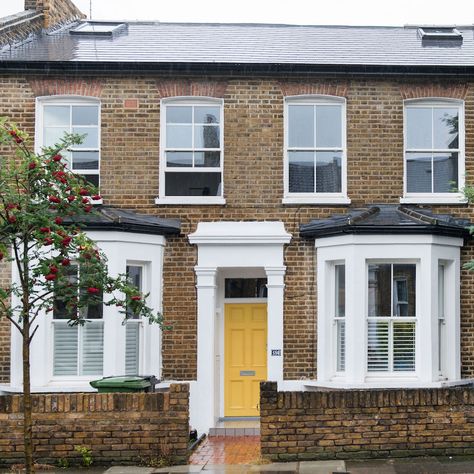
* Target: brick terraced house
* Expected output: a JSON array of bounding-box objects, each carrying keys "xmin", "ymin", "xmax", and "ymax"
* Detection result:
[{"xmin": 1, "ymin": 0, "xmax": 474, "ymax": 437}]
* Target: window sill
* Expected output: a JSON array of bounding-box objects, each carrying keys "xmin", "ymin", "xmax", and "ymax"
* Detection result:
[
  {"xmin": 282, "ymin": 196, "xmax": 351, "ymax": 205},
  {"xmin": 304, "ymin": 378, "xmax": 474, "ymax": 390},
  {"xmin": 155, "ymin": 197, "xmax": 226, "ymax": 205},
  {"xmin": 400, "ymin": 195, "xmax": 467, "ymax": 205}
]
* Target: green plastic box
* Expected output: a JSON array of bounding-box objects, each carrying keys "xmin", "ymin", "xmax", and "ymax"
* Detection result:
[{"xmin": 90, "ymin": 375, "xmax": 157, "ymax": 393}]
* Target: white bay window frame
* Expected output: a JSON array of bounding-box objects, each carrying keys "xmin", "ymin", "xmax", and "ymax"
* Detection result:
[
  {"xmin": 401, "ymin": 98, "xmax": 466, "ymax": 205},
  {"xmin": 10, "ymin": 231, "xmax": 164, "ymax": 391},
  {"xmin": 283, "ymin": 95, "xmax": 350, "ymax": 205},
  {"xmin": 156, "ymin": 96, "xmax": 225, "ymax": 205},
  {"xmin": 316, "ymin": 233, "xmax": 461, "ymax": 388}
]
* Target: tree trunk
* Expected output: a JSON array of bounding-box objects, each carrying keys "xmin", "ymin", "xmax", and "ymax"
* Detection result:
[{"xmin": 22, "ymin": 315, "xmax": 34, "ymax": 474}]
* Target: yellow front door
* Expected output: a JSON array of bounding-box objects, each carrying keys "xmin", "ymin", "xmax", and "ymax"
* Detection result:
[{"xmin": 224, "ymin": 303, "xmax": 267, "ymax": 417}]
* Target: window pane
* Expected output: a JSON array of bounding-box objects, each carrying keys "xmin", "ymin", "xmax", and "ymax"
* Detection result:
[
  {"xmin": 367, "ymin": 321, "xmax": 389, "ymax": 371},
  {"xmin": 44, "ymin": 106, "xmax": 70, "ymax": 126},
  {"xmin": 393, "ymin": 264, "xmax": 416, "ymax": 317},
  {"xmin": 393, "ymin": 322, "xmax": 415, "ymax": 371},
  {"xmin": 406, "ymin": 107, "xmax": 432, "ymax": 149},
  {"xmin": 316, "ymin": 105, "xmax": 342, "ymax": 148},
  {"xmin": 433, "ymin": 153, "xmax": 458, "ymax": 193},
  {"xmin": 166, "ymin": 151, "xmax": 193, "ymax": 167},
  {"xmin": 81, "ymin": 321, "xmax": 104, "ymax": 375},
  {"xmin": 335, "ymin": 265, "xmax": 345, "ymax": 318},
  {"xmin": 44, "ymin": 127, "xmax": 68, "ymax": 147},
  {"xmin": 165, "ymin": 171, "xmax": 221, "ymax": 196},
  {"xmin": 72, "ymin": 127, "xmax": 99, "ymax": 148},
  {"xmin": 316, "ymin": 152, "xmax": 342, "ymax": 193},
  {"xmin": 72, "ymin": 151, "xmax": 99, "ymax": 170},
  {"xmin": 125, "ymin": 323, "xmax": 140, "ymax": 375},
  {"xmin": 83, "ymin": 174, "xmax": 99, "ymax": 188},
  {"xmin": 288, "ymin": 105, "xmax": 314, "ymax": 148},
  {"xmin": 54, "ymin": 266, "xmax": 78, "ymax": 320},
  {"xmin": 72, "ymin": 106, "xmax": 99, "ymax": 126},
  {"xmin": 195, "ymin": 151, "xmax": 220, "ymax": 167},
  {"xmin": 336, "ymin": 320, "xmax": 345, "ymax": 372},
  {"xmin": 167, "ymin": 106, "xmax": 192, "ymax": 123},
  {"xmin": 194, "ymin": 125, "xmax": 220, "ymax": 148},
  {"xmin": 194, "ymin": 106, "xmax": 220, "ymax": 124},
  {"xmin": 433, "ymin": 108, "xmax": 458, "ymax": 149},
  {"xmin": 368, "ymin": 264, "xmax": 391, "ymax": 317},
  {"xmin": 53, "ymin": 323, "xmax": 78, "ymax": 376},
  {"xmin": 126, "ymin": 265, "xmax": 142, "ymax": 320},
  {"xmin": 406, "ymin": 153, "xmax": 432, "ymax": 193},
  {"xmin": 224, "ymin": 278, "xmax": 268, "ymax": 298},
  {"xmin": 82, "ymin": 298, "xmax": 103, "ymax": 319},
  {"xmin": 166, "ymin": 124, "xmax": 192, "ymax": 148},
  {"xmin": 438, "ymin": 265, "xmax": 445, "ymax": 320},
  {"xmin": 288, "ymin": 151, "xmax": 314, "ymax": 193}
]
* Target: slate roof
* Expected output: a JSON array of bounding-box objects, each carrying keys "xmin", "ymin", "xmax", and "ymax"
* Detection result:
[
  {"xmin": 300, "ymin": 204, "xmax": 472, "ymax": 239},
  {"xmin": 69, "ymin": 206, "xmax": 181, "ymax": 235},
  {"xmin": 2, "ymin": 21, "xmax": 474, "ymax": 70}
]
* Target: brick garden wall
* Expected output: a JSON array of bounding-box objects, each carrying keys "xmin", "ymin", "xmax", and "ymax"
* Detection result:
[
  {"xmin": 0, "ymin": 384, "xmax": 189, "ymax": 467},
  {"xmin": 1, "ymin": 75, "xmax": 474, "ymax": 383},
  {"xmin": 260, "ymin": 382, "xmax": 474, "ymax": 461}
]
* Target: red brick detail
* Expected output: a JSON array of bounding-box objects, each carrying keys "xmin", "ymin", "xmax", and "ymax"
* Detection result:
[
  {"xmin": 0, "ymin": 384, "xmax": 189, "ymax": 467},
  {"xmin": 279, "ymin": 81, "xmax": 349, "ymax": 98},
  {"xmin": 28, "ymin": 78, "xmax": 103, "ymax": 98},
  {"xmin": 400, "ymin": 83, "xmax": 468, "ymax": 100},
  {"xmin": 123, "ymin": 98, "xmax": 139, "ymax": 109},
  {"xmin": 156, "ymin": 79, "xmax": 228, "ymax": 98}
]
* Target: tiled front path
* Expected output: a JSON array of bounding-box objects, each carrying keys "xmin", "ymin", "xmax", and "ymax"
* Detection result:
[{"xmin": 189, "ymin": 436, "xmax": 261, "ymax": 465}]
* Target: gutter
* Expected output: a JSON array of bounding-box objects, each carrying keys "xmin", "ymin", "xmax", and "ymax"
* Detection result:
[{"xmin": 1, "ymin": 61, "xmax": 474, "ymax": 77}]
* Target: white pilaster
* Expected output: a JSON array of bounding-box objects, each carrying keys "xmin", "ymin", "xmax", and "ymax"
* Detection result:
[
  {"xmin": 194, "ymin": 266, "xmax": 218, "ymax": 435},
  {"xmin": 265, "ymin": 266, "xmax": 286, "ymax": 384}
]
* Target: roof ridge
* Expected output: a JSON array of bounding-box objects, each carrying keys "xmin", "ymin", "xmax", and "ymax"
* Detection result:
[
  {"xmin": 348, "ymin": 206, "xmax": 379, "ymax": 225},
  {"xmin": 399, "ymin": 206, "xmax": 438, "ymax": 225}
]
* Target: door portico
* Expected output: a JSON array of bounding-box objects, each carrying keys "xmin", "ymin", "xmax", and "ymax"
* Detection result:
[{"xmin": 189, "ymin": 222, "xmax": 291, "ymax": 434}]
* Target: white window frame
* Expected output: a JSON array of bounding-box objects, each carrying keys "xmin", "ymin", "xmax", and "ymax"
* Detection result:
[
  {"xmin": 156, "ymin": 96, "xmax": 225, "ymax": 205},
  {"xmin": 124, "ymin": 261, "xmax": 148, "ymax": 375},
  {"xmin": 283, "ymin": 95, "xmax": 350, "ymax": 205},
  {"xmin": 315, "ymin": 234, "xmax": 461, "ymax": 389},
  {"xmin": 50, "ymin": 262, "xmax": 105, "ymax": 380},
  {"xmin": 401, "ymin": 98, "xmax": 466, "ymax": 205},
  {"xmin": 366, "ymin": 260, "xmax": 418, "ymax": 376},
  {"xmin": 35, "ymin": 96, "xmax": 102, "ymax": 202}
]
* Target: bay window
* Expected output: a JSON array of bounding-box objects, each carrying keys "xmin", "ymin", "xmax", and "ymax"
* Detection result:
[{"xmin": 315, "ymin": 233, "xmax": 462, "ymax": 387}]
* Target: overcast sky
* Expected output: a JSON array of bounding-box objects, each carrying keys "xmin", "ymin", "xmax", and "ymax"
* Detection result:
[{"xmin": 1, "ymin": 0, "xmax": 473, "ymax": 26}]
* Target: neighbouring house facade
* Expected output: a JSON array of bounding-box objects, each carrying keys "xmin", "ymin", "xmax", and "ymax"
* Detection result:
[{"xmin": 1, "ymin": 0, "xmax": 474, "ymax": 436}]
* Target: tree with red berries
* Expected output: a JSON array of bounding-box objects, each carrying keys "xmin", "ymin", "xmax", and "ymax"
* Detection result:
[{"xmin": 0, "ymin": 120, "xmax": 163, "ymax": 473}]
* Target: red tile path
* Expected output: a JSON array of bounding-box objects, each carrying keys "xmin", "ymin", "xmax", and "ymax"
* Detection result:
[{"xmin": 189, "ymin": 436, "xmax": 261, "ymax": 465}]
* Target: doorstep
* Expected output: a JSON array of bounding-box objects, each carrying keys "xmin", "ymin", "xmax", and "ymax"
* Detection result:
[{"xmin": 209, "ymin": 417, "xmax": 260, "ymax": 436}]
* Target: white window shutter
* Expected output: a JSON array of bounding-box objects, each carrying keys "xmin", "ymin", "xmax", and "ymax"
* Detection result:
[
  {"xmin": 367, "ymin": 321, "xmax": 389, "ymax": 372},
  {"xmin": 125, "ymin": 323, "xmax": 140, "ymax": 375},
  {"xmin": 393, "ymin": 322, "xmax": 416, "ymax": 372},
  {"xmin": 81, "ymin": 321, "xmax": 104, "ymax": 375},
  {"xmin": 53, "ymin": 324, "xmax": 78, "ymax": 376}
]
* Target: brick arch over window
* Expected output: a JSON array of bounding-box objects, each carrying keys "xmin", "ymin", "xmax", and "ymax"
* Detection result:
[
  {"xmin": 28, "ymin": 79, "xmax": 103, "ymax": 98},
  {"xmin": 400, "ymin": 84, "xmax": 468, "ymax": 100},
  {"xmin": 279, "ymin": 81, "xmax": 349, "ymax": 98},
  {"xmin": 156, "ymin": 79, "xmax": 228, "ymax": 98}
]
